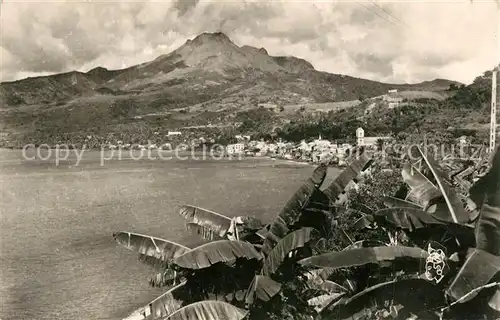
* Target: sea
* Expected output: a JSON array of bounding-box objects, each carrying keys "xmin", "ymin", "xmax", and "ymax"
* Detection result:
[{"xmin": 0, "ymin": 149, "xmax": 339, "ymax": 320}]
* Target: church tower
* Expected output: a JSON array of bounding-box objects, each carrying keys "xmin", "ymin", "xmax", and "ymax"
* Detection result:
[{"xmin": 356, "ymin": 127, "xmax": 364, "ymax": 146}]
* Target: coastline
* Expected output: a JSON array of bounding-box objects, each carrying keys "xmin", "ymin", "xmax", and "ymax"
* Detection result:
[
  {"xmin": 0, "ymin": 148, "xmax": 317, "ymax": 168},
  {"xmin": 0, "ymin": 148, "xmax": 344, "ymax": 169}
]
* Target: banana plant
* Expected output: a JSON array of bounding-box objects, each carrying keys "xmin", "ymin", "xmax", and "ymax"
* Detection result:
[
  {"xmin": 161, "ymin": 301, "xmax": 248, "ymax": 320},
  {"xmin": 300, "ymin": 146, "xmax": 500, "ymax": 320},
  {"xmin": 114, "ymin": 154, "xmax": 375, "ymax": 320},
  {"xmin": 114, "ymin": 164, "xmax": 326, "ymax": 319},
  {"xmin": 442, "ymin": 145, "xmax": 500, "ymax": 319},
  {"xmin": 178, "ymin": 205, "xmax": 265, "ymax": 242}
]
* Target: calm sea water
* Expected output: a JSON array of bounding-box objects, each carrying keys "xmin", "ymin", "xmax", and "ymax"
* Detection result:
[{"xmin": 0, "ymin": 150, "xmax": 339, "ymax": 320}]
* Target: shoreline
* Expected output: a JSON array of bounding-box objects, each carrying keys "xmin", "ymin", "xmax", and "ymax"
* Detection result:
[{"xmin": 0, "ymin": 148, "xmax": 345, "ymax": 169}]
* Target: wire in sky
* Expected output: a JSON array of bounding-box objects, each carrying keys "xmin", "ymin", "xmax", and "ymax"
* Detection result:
[
  {"xmin": 366, "ymin": 0, "xmax": 413, "ymax": 30},
  {"xmin": 355, "ymin": 1, "xmax": 400, "ymax": 28}
]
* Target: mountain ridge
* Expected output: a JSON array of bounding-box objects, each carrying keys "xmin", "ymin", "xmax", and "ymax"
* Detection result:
[
  {"xmin": 0, "ymin": 32, "xmax": 466, "ymax": 147},
  {"xmin": 1, "ymin": 32, "xmax": 462, "ymax": 89}
]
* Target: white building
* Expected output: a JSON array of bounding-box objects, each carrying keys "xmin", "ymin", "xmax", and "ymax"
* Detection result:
[
  {"xmin": 383, "ymin": 90, "xmax": 404, "ymax": 107},
  {"xmin": 356, "ymin": 127, "xmax": 390, "ymax": 148},
  {"xmin": 226, "ymin": 143, "xmax": 245, "ymax": 154},
  {"xmin": 311, "ymin": 135, "xmax": 331, "ymax": 151},
  {"xmin": 266, "ymin": 144, "xmax": 277, "ymax": 153},
  {"xmin": 167, "ymin": 131, "xmax": 182, "ymax": 136},
  {"xmin": 337, "ymin": 143, "xmax": 353, "ymax": 154},
  {"xmin": 383, "ymin": 95, "xmax": 404, "ymax": 103},
  {"xmin": 251, "ymin": 141, "xmax": 267, "ymax": 152},
  {"xmin": 383, "ymin": 89, "xmax": 403, "ymax": 108},
  {"xmin": 298, "ymin": 140, "xmax": 312, "ymax": 152},
  {"xmin": 235, "ymin": 135, "xmax": 251, "ymax": 141}
]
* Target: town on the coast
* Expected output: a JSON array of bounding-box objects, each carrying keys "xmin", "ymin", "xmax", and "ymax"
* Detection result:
[{"xmin": 88, "ymin": 126, "xmax": 391, "ymax": 166}]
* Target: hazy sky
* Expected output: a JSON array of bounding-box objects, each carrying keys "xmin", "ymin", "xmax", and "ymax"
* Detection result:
[{"xmin": 1, "ymin": 0, "xmax": 499, "ymax": 84}]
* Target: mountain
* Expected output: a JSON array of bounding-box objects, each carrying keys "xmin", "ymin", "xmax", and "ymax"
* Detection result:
[
  {"xmin": 0, "ymin": 32, "xmax": 463, "ymax": 147},
  {"xmin": 403, "ymin": 78, "xmax": 462, "ymax": 92}
]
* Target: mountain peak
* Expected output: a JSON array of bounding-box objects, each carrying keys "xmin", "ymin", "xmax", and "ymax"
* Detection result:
[
  {"xmin": 241, "ymin": 45, "xmax": 268, "ymax": 56},
  {"xmin": 87, "ymin": 66, "xmax": 108, "ymax": 74},
  {"xmin": 187, "ymin": 32, "xmax": 233, "ymax": 46}
]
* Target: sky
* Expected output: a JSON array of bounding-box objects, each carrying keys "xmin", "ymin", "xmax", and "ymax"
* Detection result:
[{"xmin": 1, "ymin": 0, "xmax": 499, "ymax": 84}]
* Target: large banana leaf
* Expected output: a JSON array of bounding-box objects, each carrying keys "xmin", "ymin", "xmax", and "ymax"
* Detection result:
[
  {"xmin": 303, "ymin": 267, "xmax": 354, "ymax": 295},
  {"xmin": 178, "ymin": 205, "xmax": 232, "ymax": 240},
  {"xmin": 304, "ymin": 268, "xmax": 337, "ymax": 288},
  {"xmin": 307, "ymin": 293, "xmax": 346, "ymax": 313},
  {"xmin": 149, "ymin": 269, "xmax": 183, "ymax": 288},
  {"xmin": 307, "ymin": 279, "xmax": 349, "ymax": 295},
  {"xmin": 383, "ymin": 196, "xmax": 422, "ymax": 209},
  {"xmin": 173, "ymin": 240, "xmax": 262, "ymax": 270},
  {"xmin": 185, "ymin": 223, "xmax": 224, "ymax": 241},
  {"xmin": 322, "ymin": 152, "xmax": 373, "ymax": 202},
  {"xmin": 402, "ymin": 163, "xmax": 442, "ymax": 207},
  {"xmin": 474, "ymin": 147, "xmax": 500, "ymax": 256},
  {"xmin": 446, "ymin": 249, "xmax": 500, "ymax": 303},
  {"xmin": 374, "ymin": 207, "xmax": 444, "ymax": 231},
  {"xmin": 238, "ymin": 216, "xmax": 265, "ymax": 231},
  {"xmin": 140, "ymin": 281, "xmax": 188, "ymax": 319},
  {"xmin": 310, "ymin": 162, "xmax": 329, "ymax": 188},
  {"xmin": 324, "ymin": 277, "xmax": 439, "ymax": 320},
  {"xmin": 255, "ymin": 224, "xmax": 270, "ymax": 240},
  {"xmin": 469, "ymin": 154, "xmax": 494, "ymax": 208},
  {"xmin": 475, "ymin": 202, "xmax": 500, "ymax": 255},
  {"xmin": 163, "ymin": 300, "xmax": 248, "ymax": 320},
  {"xmin": 446, "ymin": 146, "xmax": 500, "ymax": 303},
  {"xmin": 261, "ymin": 164, "xmax": 327, "ymax": 255},
  {"xmin": 261, "ymin": 227, "xmax": 319, "ymax": 276},
  {"xmin": 417, "ymin": 146, "xmax": 469, "ymax": 223},
  {"xmin": 351, "ymin": 214, "xmax": 376, "ymax": 230},
  {"xmin": 186, "ymin": 218, "xmax": 264, "ymax": 241},
  {"xmin": 489, "ymin": 285, "xmax": 500, "ymax": 311},
  {"xmin": 342, "ymin": 240, "xmax": 386, "ymax": 251},
  {"xmin": 298, "ymin": 246, "xmax": 428, "ymax": 269},
  {"xmin": 113, "ymin": 232, "xmax": 190, "ymax": 267},
  {"xmin": 244, "ymin": 275, "xmax": 282, "ymax": 305}
]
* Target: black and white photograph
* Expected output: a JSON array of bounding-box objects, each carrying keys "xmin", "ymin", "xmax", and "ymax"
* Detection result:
[{"xmin": 0, "ymin": 1, "xmax": 500, "ymax": 319}]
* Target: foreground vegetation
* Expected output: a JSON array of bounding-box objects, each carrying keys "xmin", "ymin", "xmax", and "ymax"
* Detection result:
[{"xmin": 113, "ymin": 144, "xmax": 500, "ymax": 320}]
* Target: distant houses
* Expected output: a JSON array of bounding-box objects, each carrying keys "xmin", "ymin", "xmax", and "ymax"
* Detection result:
[
  {"xmin": 284, "ymin": 135, "xmax": 354, "ymax": 164},
  {"xmin": 383, "ymin": 89, "xmax": 404, "ymax": 108},
  {"xmin": 226, "ymin": 143, "xmax": 245, "ymax": 155},
  {"xmin": 311, "ymin": 135, "xmax": 331, "ymax": 151}
]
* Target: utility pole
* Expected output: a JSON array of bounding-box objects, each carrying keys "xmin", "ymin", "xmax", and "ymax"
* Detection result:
[{"xmin": 489, "ymin": 65, "xmax": 499, "ymax": 153}]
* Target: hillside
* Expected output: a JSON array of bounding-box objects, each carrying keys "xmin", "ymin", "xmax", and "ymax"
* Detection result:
[
  {"xmin": 0, "ymin": 32, "xmax": 463, "ymax": 147},
  {"xmin": 273, "ymin": 69, "xmax": 497, "ymax": 145}
]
